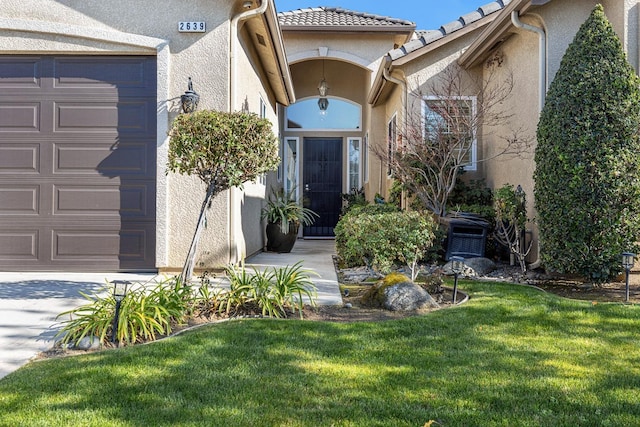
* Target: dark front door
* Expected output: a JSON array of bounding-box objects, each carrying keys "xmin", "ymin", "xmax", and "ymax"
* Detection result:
[{"xmin": 303, "ymin": 138, "xmax": 342, "ymax": 237}]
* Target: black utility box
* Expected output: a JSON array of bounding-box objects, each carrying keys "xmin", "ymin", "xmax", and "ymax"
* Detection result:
[{"xmin": 445, "ymin": 213, "xmax": 489, "ymax": 260}]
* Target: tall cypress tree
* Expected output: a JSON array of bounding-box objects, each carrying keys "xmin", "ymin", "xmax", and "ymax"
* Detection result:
[{"xmin": 534, "ymin": 4, "xmax": 640, "ymax": 282}]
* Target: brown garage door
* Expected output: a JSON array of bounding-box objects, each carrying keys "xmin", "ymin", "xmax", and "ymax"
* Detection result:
[{"xmin": 0, "ymin": 56, "xmax": 156, "ymax": 271}]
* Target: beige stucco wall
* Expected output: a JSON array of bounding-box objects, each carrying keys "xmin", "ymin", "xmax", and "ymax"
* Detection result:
[
  {"xmin": 283, "ymin": 33, "xmax": 399, "ymax": 74},
  {"xmin": 0, "ymin": 0, "xmax": 284, "ymax": 270},
  {"xmin": 481, "ymin": 1, "xmax": 640, "ymax": 262}
]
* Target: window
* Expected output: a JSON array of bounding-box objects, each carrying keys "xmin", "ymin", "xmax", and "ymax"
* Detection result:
[
  {"xmin": 286, "ymin": 97, "xmax": 361, "ymax": 130},
  {"xmin": 363, "ymin": 132, "xmax": 369, "ymax": 184},
  {"xmin": 387, "ymin": 114, "xmax": 397, "ymax": 177},
  {"xmin": 283, "ymin": 137, "xmax": 299, "ymax": 200},
  {"xmin": 259, "ymin": 96, "xmax": 267, "ymax": 119},
  {"xmin": 422, "ymin": 96, "xmax": 477, "ymax": 170},
  {"xmin": 348, "ymin": 138, "xmax": 362, "ymax": 192}
]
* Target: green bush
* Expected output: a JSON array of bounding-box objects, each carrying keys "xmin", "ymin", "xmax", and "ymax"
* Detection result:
[
  {"xmin": 199, "ymin": 261, "xmax": 317, "ymax": 319},
  {"xmin": 56, "ymin": 276, "xmax": 192, "ymax": 347},
  {"xmin": 335, "ymin": 208, "xmax": 436, "ymax": 279},
  {"xmin": 534, "ymin": 5, "xmax": 640, "ymax": 282},
  {"xmin": 449, "ymin": 176, "xmax": 493, "ymax": 207}
]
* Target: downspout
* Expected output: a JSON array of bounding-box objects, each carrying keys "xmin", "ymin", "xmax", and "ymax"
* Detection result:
[
  {"xmin": 511, "ymin": 11, "xmax": 546, "ymax": 112},
  {"xmin": 511, "ymin": 10, "xmax": 546, "ymax": 269},
  {"xmin": 382, "ymin": 64, "xmax": 408, "ymax": 209},
  {"xmin": 229, "ymin": 0, "xmax": 269, "ymax": 264},
  {"xmin": 230, "ymin": 0, "xmax": 269, "ymax": 111}
]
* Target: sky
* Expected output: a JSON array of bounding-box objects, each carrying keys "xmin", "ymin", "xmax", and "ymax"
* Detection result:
[{"xmin": 274, "ymin": 0, "xmax": 492, "ymax": 31}]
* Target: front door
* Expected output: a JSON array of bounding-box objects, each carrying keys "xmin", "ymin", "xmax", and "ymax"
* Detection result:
[{"xmin": 303, "ymin": 138, "xmax": 342, "ymax": 237}]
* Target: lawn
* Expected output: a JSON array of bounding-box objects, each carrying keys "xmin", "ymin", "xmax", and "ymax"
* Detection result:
[{"xmin": 1, "ymin": 281, "xmax": 640, "ymax": 426}]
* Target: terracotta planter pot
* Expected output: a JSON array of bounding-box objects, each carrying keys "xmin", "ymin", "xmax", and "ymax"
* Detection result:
[{"xmin": 266, "ymin": 222, "xmax": 299, "ymax": 253}]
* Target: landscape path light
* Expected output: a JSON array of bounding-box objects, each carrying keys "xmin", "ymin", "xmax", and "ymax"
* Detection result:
[
  {"xmin": 111, "ymin": 280, "xmax": 130, "ymax": 346},
  {"xmin": 622, "ymin": 252, "xmax": 635, "ymax": 302},
  {"xmin": 450, "ymin": 256, "xmax": 465, "ymax": 304}
]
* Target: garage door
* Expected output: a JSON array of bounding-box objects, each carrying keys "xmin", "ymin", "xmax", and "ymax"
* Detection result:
[{"xmin": 0, "ymin": 56, "xmax": 156, "ymax": 271}]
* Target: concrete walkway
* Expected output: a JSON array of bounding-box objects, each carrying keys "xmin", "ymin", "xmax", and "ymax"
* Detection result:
[
  {"xmin": 0, "ymin": 239, "xmax": 340, "ymax": 379},
  {"xmin": 245, "ymin": 239, "xmax": 342, "ymax": 306}
]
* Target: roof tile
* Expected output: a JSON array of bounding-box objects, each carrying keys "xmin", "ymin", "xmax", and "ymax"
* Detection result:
[
  {"xmin": 278, "ymin": 6, "xmax": 415, "ymax": 28},
  {"xmin": 389, "ymin": 0, "xmax": 511, "ymax": 61}
]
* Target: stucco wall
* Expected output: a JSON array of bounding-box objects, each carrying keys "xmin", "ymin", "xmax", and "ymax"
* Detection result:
[
  {"xmin": 0, "ymin": 0, "xmax": 283, "ymax": 270},
  {"xmin": 283, "ymin": 32, "xmax": 397, "ymax": 74},
  {"xmin": 481, "ymin": 1, "xmax": 640, "ymax": 262}
]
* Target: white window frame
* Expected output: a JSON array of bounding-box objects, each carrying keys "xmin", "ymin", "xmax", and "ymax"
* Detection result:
[
  {"xmin": 347, "ymin": 137, "xmax": 362, "ymax": 193},
  {"xmin": 422, "ymin": 95, "xmax": 477, "ymax": 171},
  {"xmin": 387, "ymin": 114, "xmax": 397, "ymax": 177},
  {"xmin": 283, "ymin": 137, "xmax": 300, "ymax": 202},
  {"xmin": 363, "ymin": 132, "xmax": 369, "ymax": 184},
  {"xmin": 259, "ymin": 96, "xmax": 267, "ymax": 119}
]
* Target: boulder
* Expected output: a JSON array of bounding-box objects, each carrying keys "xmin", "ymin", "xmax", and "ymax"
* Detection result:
[
  {"xmin": 384, "ymin": 282, "xmax": 440, "ymax": 311},
  {"xmin": 443, "ymin": 257, "xmax": 496, "ymax": 277},
  {"xmin": 74, "ymin": 335, "xmax": 102, "ymax": 351},
  {"xmin": 363, "ymin": 275, "xmax": 440, "ymax": 311}
]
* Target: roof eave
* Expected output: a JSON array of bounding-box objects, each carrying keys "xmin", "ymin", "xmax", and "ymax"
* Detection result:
[
  {"xmin": 263, "ymin": 1, "xmax": 296, "ymax": 105},
  {"xmin": 367, "ymin": 55, "xmax": 391, "ymax": 106},
  {"xmin": 458, "ymin": 0, "xmax": 534, "ymax": 68},
  {"xmin": 392, "ymin": 14, "xmax": 499, "ymax": 67}
]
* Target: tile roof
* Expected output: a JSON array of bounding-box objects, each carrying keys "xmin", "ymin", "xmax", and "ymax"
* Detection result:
[
  {"xmin": 278, "ymin": 7, "xmax": 415, "ymax": 30},
  {"xmin": 389, "ymin": 0, "xmax": 511, "ymax": 61}
]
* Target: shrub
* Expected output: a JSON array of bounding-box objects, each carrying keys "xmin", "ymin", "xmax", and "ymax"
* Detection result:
[
  {"xmin": 199, "ymin": 262, "xmax": 317, "ymax": 319},
  {"xmin": 56, "ymin": 276, "xmax": 193, "ymax": 347},
  {"xmin": 534, "ymin": 5, "xmax": 640, "ymax": 282},
  {"xmin": 335, "ymin": 208, "xmax": 436, "ymax": 280},
  {"xmin": 340, "ymin": 187, "xmax": 367, "ymax": 216},
  {"xmin": 494, "ymin": 184, "xmax": 533, "ymax": 273}
]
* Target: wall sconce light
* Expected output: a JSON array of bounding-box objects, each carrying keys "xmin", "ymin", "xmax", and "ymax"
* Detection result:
[
  {"xmin": 622, "ymin": 252, "xmax": 635, "ymax": 302},
  {"xmin": 450, "ymin": 256, "xmax": 465, "ymax": 304},
  {"xmin": 181, "ymin": 77, "xmax": 200, "ymax": 113},
  {"xmin": 111, "ymin": 280, "xmax": 130, "ymax": 346}
]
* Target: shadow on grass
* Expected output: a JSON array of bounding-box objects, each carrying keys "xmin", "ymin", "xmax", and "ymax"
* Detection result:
[{"xmin": 2, "ymin": 282, "xmax": 640, "ymax": 426}]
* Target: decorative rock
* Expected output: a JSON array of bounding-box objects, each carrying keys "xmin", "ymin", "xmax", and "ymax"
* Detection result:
[
  {"xmin": 383, "ymin": 282, "xmax": 440, "ymax": 311},
  {"xmin": 443, "ymin": 257, "xmax": 496, "ymax": 277},
  {"xmin": 74, "ymin": 335, "xmax": 102, "ymax": 351}
]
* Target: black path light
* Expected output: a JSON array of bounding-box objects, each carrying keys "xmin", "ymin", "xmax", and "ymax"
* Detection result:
[
  {"xmin": 180, "ymin": 77, "xmax": 200, "ymax": 113},
  {"xmin": 111, "ymin": 280, "xmax": 130, "ymax": 346},
  {"xmin": 622, "ymin": 252, "xmax": 635, "ymax": 302},
  {"xmin": 450, "ymin": 256, "xmax": 465, "ymax": 304}
]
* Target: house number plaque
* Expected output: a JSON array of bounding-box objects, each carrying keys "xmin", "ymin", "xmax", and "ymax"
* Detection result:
[{"xmin": 178, "ymin": 22, "xmax": 206, "ymax": 33}]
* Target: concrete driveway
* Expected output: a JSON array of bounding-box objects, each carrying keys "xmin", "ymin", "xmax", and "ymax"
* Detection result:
[
  {"xmin": 0, "ymin": 272, "xmax": 156, "ymax": 379},
  {"xmin": 0, "ymin": 240, "xmax": 341, "ymax": 379}
]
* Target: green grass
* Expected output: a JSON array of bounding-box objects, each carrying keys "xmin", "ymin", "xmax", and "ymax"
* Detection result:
[{"xmin": 2, "ymin": 281, "xmax": 640, "ymax": 426}]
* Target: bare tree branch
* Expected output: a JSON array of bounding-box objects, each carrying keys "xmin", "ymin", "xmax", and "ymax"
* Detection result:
[{"xmin": 373, "ymin": 62, "xmax": 532, "ymax": 218}]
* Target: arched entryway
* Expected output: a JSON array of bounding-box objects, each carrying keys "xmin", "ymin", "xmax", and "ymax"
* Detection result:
[{"xmin": 283, "ymin": 58, "xmax": 369, "ymax": 237}]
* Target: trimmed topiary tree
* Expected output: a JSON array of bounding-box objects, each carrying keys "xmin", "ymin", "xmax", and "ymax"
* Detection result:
[
  {"xmin": 169, "ymin": 110, "xmax": 279, "ymax": 281},
  {"xmin": 534, "ymin": 5, "xmax": 640, "ymax": 282}
]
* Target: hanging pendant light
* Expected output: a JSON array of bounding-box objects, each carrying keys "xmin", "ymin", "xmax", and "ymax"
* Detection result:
[{"xmin": 317, "ymin": 60, "xmax": 329, "ymax": 112}]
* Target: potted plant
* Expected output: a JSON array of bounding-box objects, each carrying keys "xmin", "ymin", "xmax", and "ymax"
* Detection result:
[{"xmin": 261, "ymin": 188, "xmax": 318, "ymax": 253}]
